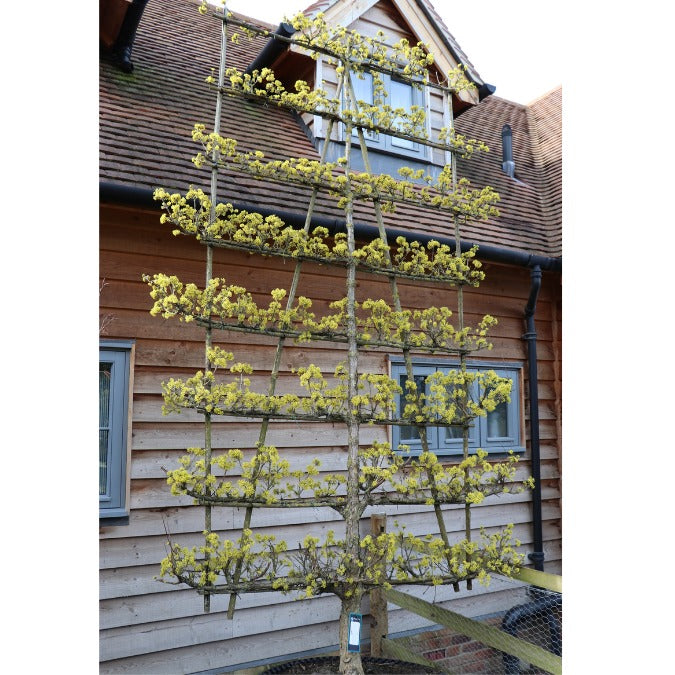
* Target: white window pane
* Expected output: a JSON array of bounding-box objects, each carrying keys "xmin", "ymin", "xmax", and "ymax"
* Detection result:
[
  {"xmin": 390, "ymin": 79, "xmax": 413, "ymax": 111},
  {"xmin": 352, "ymin": 72, "xmax": 373, "ymax": 104},
  {"xmin": 389, "ymin": 79, "xmax": 414, "ymax": 149},
  {"xmin": 487, "ymin": 401, "xmax": 508, "ymax": 438},
  {"xmin": 100, "ymin": 363, "xmax": 112, "ymax": 496},
  {"xmin": 351, "ymin": 73, "xmax": 375, "ymax": 139},
  {"xmin": 444, "ymin": 426, "xmax": 463, "ymax": 440}
]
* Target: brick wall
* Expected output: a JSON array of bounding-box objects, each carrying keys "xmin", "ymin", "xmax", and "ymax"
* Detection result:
[{"xmin": 389, "ymin": 620, "xmax": 507, "ymax": 674}]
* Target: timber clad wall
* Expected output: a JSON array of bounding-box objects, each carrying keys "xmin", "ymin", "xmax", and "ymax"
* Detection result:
[{"xmin": 99, "ymin": 204, "xmax": 562, "ymax": 673}]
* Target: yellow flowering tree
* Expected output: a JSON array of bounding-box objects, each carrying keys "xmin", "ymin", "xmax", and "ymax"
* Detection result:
[{"xmin": 149, "ymin": 4, "xmax": 532, "ymax": 674}]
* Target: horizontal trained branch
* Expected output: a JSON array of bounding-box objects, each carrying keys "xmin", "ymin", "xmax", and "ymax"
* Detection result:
[
  {"xmin": 154, "ymin": 186, "xmax": 488, "ymax": 286},
  {"xmin": 181, "ymin": 481, "xmax": 516, "ymax": 509},
  {"xmin": 155, "ymin": 355, "xmax": 512, "ymax": 429},
  {"xmin": 218, "ymin": 68, "xmax": 488, "ymax": 158},
  {"xmin": 166, "ymin": 444, "xmax": 530, "ymax": 509},
  {"xmin": 214, "ymin": 9, "xmax": 476, "ymax": 97},
  {"xmin": 189, "ymin": 130, "xmax": 500, "ymax": 219},
  {"xmin": 160, "ymin": 523, "xmax": 523, "ymax": 599},
  {"xmin": 187, "ymin": 317, "xmax": 478, "ymax": 356},
  {"xmin": 144, "ymin": 271, "xmax": 496, "ymax": 352}
]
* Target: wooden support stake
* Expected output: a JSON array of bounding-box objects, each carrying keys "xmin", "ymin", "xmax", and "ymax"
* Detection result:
[{"xmin": 369, "ymin": 512, "xmax": 388, "ymax": 657}]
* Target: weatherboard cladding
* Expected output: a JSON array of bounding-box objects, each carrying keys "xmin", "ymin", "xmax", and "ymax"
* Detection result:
[
  {"xmin": 99, "ymin": 0, "xmax": 561, "ymax": 257},
  {"xmin": 99, "ymin": 202, "xmax": 562, "ymax": 670}
]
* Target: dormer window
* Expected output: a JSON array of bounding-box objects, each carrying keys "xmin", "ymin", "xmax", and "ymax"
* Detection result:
[
  {"xmin": 245, "ymin": 0, "xmax": 495, "ymax": 178},
  {"xmin": 348, "ymin": 72, "xmax": 426, "ymax": 160}
]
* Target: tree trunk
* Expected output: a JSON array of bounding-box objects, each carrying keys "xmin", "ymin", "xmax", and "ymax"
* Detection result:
[{"xmin": 338, "ymin": 593, "xmax": 364, "ymax": 675}]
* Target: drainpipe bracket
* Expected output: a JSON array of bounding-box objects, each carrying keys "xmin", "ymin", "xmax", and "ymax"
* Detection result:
[{"xmin": 527, "ymin": 551, "xmax": 545, "ymax": 569}]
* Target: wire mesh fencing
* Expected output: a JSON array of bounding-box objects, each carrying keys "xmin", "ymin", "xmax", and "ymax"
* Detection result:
[{"xmin": 382, "ymin": 576, "xmax": 562, "ymax": 674}]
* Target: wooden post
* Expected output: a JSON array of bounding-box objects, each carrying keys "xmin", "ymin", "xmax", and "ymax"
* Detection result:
[{"xmin": 369, "ymin": 513, "xmax": 388, "ymax": 657}]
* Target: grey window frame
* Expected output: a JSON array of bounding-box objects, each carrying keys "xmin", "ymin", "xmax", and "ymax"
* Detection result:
[
  {"xmin": 390, "ymin": 358, "xmax": 525, "ymax": 457},
  {"xmin": 100, "ymin": 340, "xmax": 133, "ymax": 523},
  {"xmin": 346, "ymin": 72, "xmax": 427, "ymax": 160}
]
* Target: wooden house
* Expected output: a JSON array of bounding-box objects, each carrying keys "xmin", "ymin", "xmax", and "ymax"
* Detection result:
[{"xmin": 99, "ymin": 0, "xmax": 562, "ymax": 671}]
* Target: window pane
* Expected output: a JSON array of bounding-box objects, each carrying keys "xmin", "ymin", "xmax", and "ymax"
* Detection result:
[
  {"xmin": 100, "ymin": 363, "xmax": 112, "ymax": 496},
  {"xmin": 389, "ymin": 79, "xmax": 414, "ymax": 149},
  {"xmin": 399, "ymin": 373, "xmax": 426, "ymax": 442},
  {"xmin": 351, "ymin": 72, "xmax": 374, "ymax": 138},
  {"xmin": 444, "ymin": 426, "xmax": 463, "ymax": 440},
  {"xmin": 441, "ymin": 375, "xmax": 468, "ymax": 441},
  {"xmin": 352, "ymin": 72, "xmax": 373, "ymax": 104},
  {"xmin": 487, "ymin": 401, "xmax": 508, "ymax": 438}
]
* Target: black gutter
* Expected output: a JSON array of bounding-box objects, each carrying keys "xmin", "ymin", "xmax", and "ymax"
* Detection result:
[
  {"xmin": 524, "ymin": 265, "xmax": 545, "ymax": 572},
  {"xmin": 245, "ymin": 22, "xmax": 297, "ymax": 75},
  {"xmin": 99, "ymin": 182, "xmax": 561, "ymax": 273}
]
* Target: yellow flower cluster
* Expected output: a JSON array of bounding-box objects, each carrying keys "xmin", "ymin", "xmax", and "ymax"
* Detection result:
[
  {"xmin": 160, "ymin": 526, "xmax": 293, "ymax": 589},
  {"xmin": 188, "ymin": 130, "xmax": 500, "ymax": 219},
  {"xmin": 389, "ymin": 523, "xmax": 523, "ymax": 585},
  {"xmin": 144, "ymin": 273, "xmax": 497, "ymax": 353},
  {"xmin": 153, "ymin": 188, "xmax": 489, "ymax": 285}
]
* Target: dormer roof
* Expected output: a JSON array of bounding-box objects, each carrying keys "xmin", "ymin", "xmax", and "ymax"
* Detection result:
[
  {"xmin": 254, "ymin": 0, "xmax": 494, "ymax": 110},
  {"xmin": 301, "ymin": 0, "xmax": 492, "ymax": 101}
]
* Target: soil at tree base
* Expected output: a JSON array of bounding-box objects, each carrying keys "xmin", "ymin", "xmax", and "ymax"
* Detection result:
[{"xmin": 261, "ymin": 656, "xmax": 439, "ymax": 674}]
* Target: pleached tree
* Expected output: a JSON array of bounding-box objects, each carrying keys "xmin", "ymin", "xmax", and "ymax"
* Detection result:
[{"xmin": 146, "ymin": 4, "xmax": 532, "ymax": 673}]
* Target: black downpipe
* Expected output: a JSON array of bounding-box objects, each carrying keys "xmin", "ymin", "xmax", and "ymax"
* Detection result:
[
  {"xmin": 523, "ymin": 265, "xmax": 544, "ymax": 571},
  {"xmin": 99, "ymin": 183, "xmax": 562, "ymax": 273},
  {"xmin": 109, "ymin": 0, "xmax": 151, "ymax": 73},
  {"xmin": 245, "ymin": 22, "xmax": 297, "ymax": 75}
]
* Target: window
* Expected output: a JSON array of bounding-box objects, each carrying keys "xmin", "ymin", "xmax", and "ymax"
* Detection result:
[
  {"xmin": 100, "ymin": 341, "xmax": 133, "ymax": 523},
  {"xmin": 347, "ymin": 72, "xmax": 426, "ymax": 160},
  {"xmin": 391, "ymin": 359, "xmax": 524, "ymax": 457}
]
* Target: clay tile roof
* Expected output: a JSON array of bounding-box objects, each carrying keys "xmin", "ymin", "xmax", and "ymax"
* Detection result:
[
  {"xmin": 454, "ymin": 90, "xmax": 562, "ymax": 258},
  {"xmin": 527, "ymin": 87, "xmax": 562, "ymax": 255},
  {"xmin": 100, "ymin": 0, "xmax": 561, "ymax": 260}
]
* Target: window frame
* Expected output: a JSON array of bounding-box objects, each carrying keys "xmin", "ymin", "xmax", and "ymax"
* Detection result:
[
  {"xmin": 390, "ymin": 358, "xmax": 525, "ymax": 457},
  {"xmin": 100, "ymin": 340, "xmax": 134, "ymax": 524},
  {"xmin": 344, "ymin": 71, "xmax": 428, "ymax": 161}
]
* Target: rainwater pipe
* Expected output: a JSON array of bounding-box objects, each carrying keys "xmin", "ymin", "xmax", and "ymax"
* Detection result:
[{"xmin": 524, "ymin": 265, "xmax": 545, "ymax": 571}]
